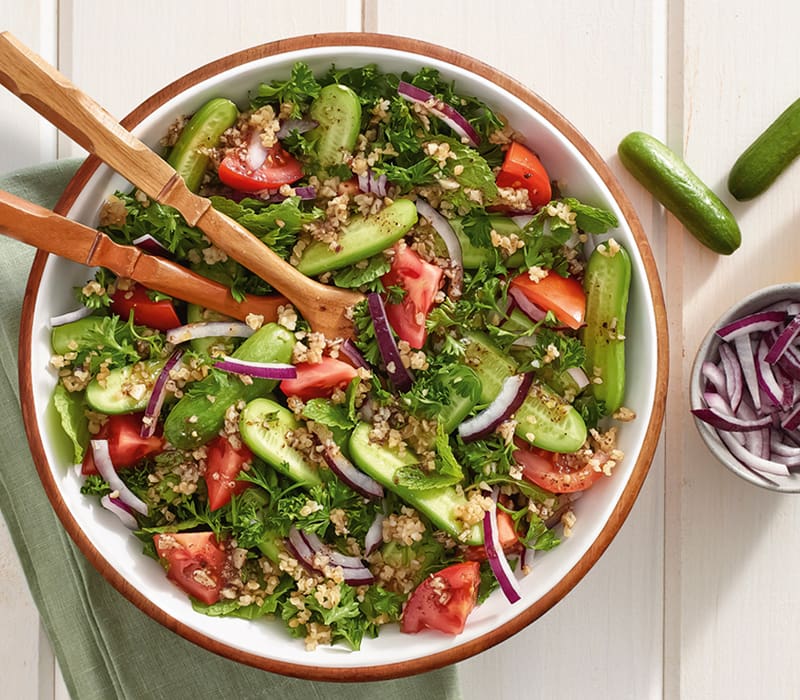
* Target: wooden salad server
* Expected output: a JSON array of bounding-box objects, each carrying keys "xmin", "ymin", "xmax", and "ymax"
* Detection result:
[
  {"xmin": 0, "ymin": 31, "xmax": 364, "ymax": 338},
  {"xmin": 0, "ymin": 189, "xmax": 288, "ymax": 323}
]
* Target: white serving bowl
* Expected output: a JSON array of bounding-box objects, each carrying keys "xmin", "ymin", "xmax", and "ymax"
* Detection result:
[{"xmin": 19, "ymin": 34, "xmax": 668, "ymax": 680}]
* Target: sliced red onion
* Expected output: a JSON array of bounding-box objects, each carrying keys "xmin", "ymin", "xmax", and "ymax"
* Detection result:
[
  {"xmin": 701, "ymin": 361, "xmax": 728, "ymax": 398},
  {"xmin": 716, "ymin": 310, "xmax": 786, "ymax": 341},
  {"xmin": 755, "ymin": 337, "xmax": 784, "ymax": 407},
  {"xmin": 357, "ymin": 169, "xmax": 388, "ymax": 198},
  {"xmin": 364, "ymin": 514, "xmax": 384, "ymax": 556},
  {"xmin": 132, "ymin": 233, "xmax": 170, "ymax": 257},
  {"xmin": 100, "ymin": 494, "xmax": 138, "ymax": 529},
  {"xmin": 517, "ymin": 546, "xmax": 534, "ymax": 573},
  {"xmin": 508, "ymin": 285, "xmax": 547, "ymax": 323},
  {"xmin": 397, "ymin": 81, "xmax": 480, "ymax": 146},
  {"xmin": 245, "ymin": 129, "xmax": 269, "ymax": 170},
  {"xmin": 339, "ymin": 338, "xmax": 370, "ymax": 370},
  {"xmin": 733, "ymin": 335, "xmax": 761, "ymax": 411},
  {"xmin": 276, "ymin": 118, "xmax": 317, "ymax": 140},
  {"xmin": 715, "ymin": 429, "xmax": 790, "ymax": 476},
  {"xmin": 141, "ymin": 349, "xmax": 184, "ymax": 438},
  {"xmin": 691, "ymin": 407, "xmax": 772, "ymax": 432},
  {"xmin": 366, "ymin": 292, "xmax": 413, "ymax": 392},
  {"xmin": 765, "ymin": 313, "xmax": 800, "ymax": 363},
  {"xmin": 322, "ymin": 445, "xmax": 384, "ymax": 500},
  {"xmin": 718, "ymin": 342, "xmax": 743, "ymax": 412},
  {"xmin": 415, "ymin": 197, "xmax": 463, "ymax": 273},
  {"xmin": 260, "ymin": 185, "xmax": 317, "ymax": 203},
  {"xmin": 771, "ymin": 436, "xmax": 800, "ymax": 456},
  {"xmin": 286, "ymin": 527, "xmax": 375, "ymax": 585},
  {"xmin": 214, "ymin": 356, "xmax": 297, "ymax": 380},
  {"xmin": 565, "ymin": 366, "xmax": 590, "ymax": 391},
  {"xmin": 50, "ymin": 306, "xmax": 93, "ymax": 327},
  {"xmin": 166, "ymin": 321, "xmax": 254, "ymax": 345},
  {"xmin": 483, "ymin": 488, "xmax": 522, "ymax": 604},
  {"xmin": 458, "ymin": 373, "xmax": 534, "ymax": 442},
  {"xmin": 781, "ymin": 402, "xmax": 800, "ymax": 431},
  {"xmin": 91, "ymin": 439, "xmax": 148, "ymax": 515}
]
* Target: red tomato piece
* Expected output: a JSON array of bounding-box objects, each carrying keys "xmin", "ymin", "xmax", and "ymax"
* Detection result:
[
  {"xmin": 464, "ymin": 507, "xmax": 520, "ymax": 561},
  {"xmin": 81, "ymin": 413, "xmax": 164, "ymax": 475},
  {"xmin": 514, "ymin": 439, "xmax": 606, "ymax": 493},
  {"xmin": 204, "ymin": 435, "xmax": 253, "ymax": 511},
  {"xmin": 218, "ymin": 143, "xmax": 303, "ymax": 193},
  {"xmin": 381, "ymin": 243, "xmax": 444, "ymax": 349},
  {"xmin": 110, "ymin": 282, "xmax": 181, "ymax": 331},
  {"xmin": 495, "ymin": 141, "xmax": 552, "ymax": 209},
  {"xmin": 509, "ymin": 270, "xmax": 586, "ymax": 330},
  {"xmin": 153, "ymin": 532, "xmax": 227, "ymax": 605},
  {"xmin": 400, "ymin": 561, "xmax": 481, "ymax": 635},
  {"xmin": 279, "ymin": 356, "xmax": 359, "ymax": 401}
]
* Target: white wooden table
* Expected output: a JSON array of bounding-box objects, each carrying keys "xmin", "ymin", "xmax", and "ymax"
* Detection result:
[{"xmin": 3, "ymin": 1, "xmax": 800, "ymax": 698}]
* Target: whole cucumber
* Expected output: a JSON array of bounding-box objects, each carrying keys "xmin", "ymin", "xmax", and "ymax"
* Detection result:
[
  {"xmin": 582, "ymin": 241, "xmax": 632, "ymax": 415},
  {"xmin": 728, "ymin": 97, "xmax": 800, "ymax": 201},
  {"xmin": 618, "ymin": 131, "xmax": 740, "ymax": 255},
  {"xmin": 163, "ymin": 323, "xmax": 294, "ymax": 449}
]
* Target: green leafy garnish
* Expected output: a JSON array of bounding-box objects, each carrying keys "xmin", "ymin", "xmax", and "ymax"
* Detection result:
[{"xmin": 251, "ymin": 62, "xmax": 322, "ymax": 117}]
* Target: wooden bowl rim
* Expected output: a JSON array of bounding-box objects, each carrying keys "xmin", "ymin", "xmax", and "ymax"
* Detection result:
[{"xmin": 18, "ymin": 31, "xmax": 669, "ymax": 682}]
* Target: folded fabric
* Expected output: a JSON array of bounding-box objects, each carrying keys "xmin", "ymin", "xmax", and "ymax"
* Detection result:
[{"xmin": 0, "ymin": 160, "xmax": 461, "ymax": 700}]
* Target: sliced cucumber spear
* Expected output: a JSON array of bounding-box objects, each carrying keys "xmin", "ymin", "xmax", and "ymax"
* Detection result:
[
  {"xmin": 308, "ymin": 83, "xmax": 362, "ymax": 173},
  {"xmin": 168, "ymin": 97, "xmax": 239, "ymax": 192},
  {"xmin": 582, "ymin": 241, "xmax": 632, "ymax": 415},
  {"xmin": 296, "ymin": 198, "xmax": 418, "ymax": 276}
]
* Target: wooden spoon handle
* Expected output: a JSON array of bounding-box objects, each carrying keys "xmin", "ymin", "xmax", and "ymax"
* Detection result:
[
  {"xmin": 0, "ymin": 30, "xmax": 363, "ymax": 336},
  {"xmin": 0, "ymin": 189, "xmax": 285, "ymax": 323}
]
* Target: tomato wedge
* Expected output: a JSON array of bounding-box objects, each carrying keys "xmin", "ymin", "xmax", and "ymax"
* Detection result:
[
  {"xmin": 204, "ymin": 435, "xmax": 253, "ymax": 511},
  {"xmin": 514, "ymin": 439, "xmax": 606, "ymax": 493},
  {"xmin": 153, "ymin": 532, "xmax": 227, "ymax": 605},
  {"xmin": 381, "ymin": 243, "xmax": 444, "ymax": 349},
  {"xmin": 495, "ymin": 141, "xmax": 552, "ymax": 209},
  {"xmin": 279, "ymin": 356, "xmax": 359, "ymax": 401},
  {"xmin": 464, "ymin": 507, "xmax": 520, "ymax": 561},
  {"xmin": 110, "ymin": 282, "xmax": 181, "ymax": 331},
  {"xmin": 401, "ymin": 561, "xmax": 481, "ymax": 635},
  {"xmin": 218, "ymin": 142, "xmax": 303, "ymax": 193},
  {"xmin": 82, "ymin": 413, "xmax": 164, "ymax": 475},
  {"xmin": 509, "ymin": 270, "xmax": 586, "ymax": 330}
]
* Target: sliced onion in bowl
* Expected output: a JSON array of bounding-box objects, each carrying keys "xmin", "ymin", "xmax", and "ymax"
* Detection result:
[
  {"xmin": 366, "ymin": 292, "xmax": 413, "ymax": 392},
  {"xmin": 91, "ymin": 440, "xmax": 148, "ymax": 515},
  {"xmin": 214, "ymin": 356, "xmax": 297, "ymax": 380},
  {"xmin": 397, "ymin": 81, "xmax": 480, "ymax": 146},
  {"xmin": 166, "ymin": 321, "xmax": 254, "ymax": 345},
  {"xmin": 141, "ymin": 348, "xmax": 184, "ymax": 438},
  {"xmin": 50, "ymin": 306, "xmax": 93, "ymax": 327},
  {"xmin": 322, "ymin": 445, "xmax": 384, "ymax": 500},
  {"xmin": 483, "ymin": 488, "xmax": 522, "ymax": 604},
  {"xmin": 458, "ymin": 373, "xmax": 533, "ymax": 442},
  {"xmin": 100, "ymin": 494, "xmax": 139, "ymax": 529}
]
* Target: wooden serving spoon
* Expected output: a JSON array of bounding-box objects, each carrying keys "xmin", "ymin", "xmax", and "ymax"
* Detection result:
[
  {"xmin": 0, "ymin": 189, "xmax": 287, "ymax": 323},
  {"xmin": 0, "ymin": 31, "xmax": 364, "ymax": 338}
]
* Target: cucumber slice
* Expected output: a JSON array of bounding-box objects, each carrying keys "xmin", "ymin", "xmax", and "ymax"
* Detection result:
[
  {"xmin": 514, "ymin": 384, "xmax": 588, "ymax": 453},
  {"xmin": 85, "ymin": 359, "xmax": 166, "ymax": 414},
  {"xmin": 582, "ymin": 243, "xmax": 632, "ymax": 414},
  {"xmin": 239, "ymin": 398, "xmax": 321, "ymax": 486},
  {"xmin": 51, "ymin": 316, "xmax": 104, "ymax": 355},
  {"xmin": 185, "ymin": 303, "xmax": 237, "ymax": 357},
  {"xmin": 348, "ymin": 422, "xmax": 483, "ymax": 546},
  {"xmin": 167, "ymin": 97, "xmax": 239, "ymax": 192},
  {"xmin": 438, "ymin": 365, "xmax": 482, "ymax": 433},
  {"xmin": 450, "ymin": 215, "xmax": 524, "ymax": 269},
  {"xmin": 296, "ymin": 198, "xmax": 418, "ymax": 276},
  {"xmin": 163, "ymin": 323, "xmax": 295, "ymax": 449},
  {"xmin": 308, "ymin": 83, "xmax": 362, "ymax": 172},
  {"xmin": 462, "ymin": 330, "xmax": 517, "ymax": 404}
]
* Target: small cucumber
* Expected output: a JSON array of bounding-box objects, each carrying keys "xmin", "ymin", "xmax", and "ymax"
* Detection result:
[
  {"xmin": 437, "ymin": 364, "xmax": 482, "ymax": 433},
  {"xmin": 296, "ymin": 198, "xmax": 418, "ymax": 276},
  {"xmin": 85, "ymin": 359, "xmax": 166, "ymax": 414},
  {"xmin": 308, "ymin": 84, "xmax": 362, "ymax": 172},
  {"xmin": 728, "ymin": 97, "xmax": 800, "ymax": 201},
  {"xmin": 582, "ymin": 241, "xmax": 632, "ymax": 415},
  {"xmin": 239, "ymin": 398, "xmax": 321, "ymax": 486},
  {"xmin": 618, "ymin": 131, "xmax": 740, "ymax": 255},
  {"xmin": 348, "ymin": 422, "xmax": 483, "ymax": 545},
  {"xmin": 167, "ymin": 97, "xmax": 239, "ymax": 192},
  {"xmin": 449, "ymin": 216, "xmax": 524, "ymax": 269},
  {"xmin": 185, "ymin": 303, "xmax": 237, "ymax": 357},
  {"xmin": 463, "ymin": 331, "xmax": 587, "ymax": 452},
  {"xmin": 163, "ymin": 323, "xmax": 294, "ymax": 449},
  {"xmin": 514, "ymin": 384, "xmax": 588, "ymax": 453},
  {"xmin": 51, "ymin": 316, "xmax": 104, "ymax": 355},
  {"xmin": 462, "ymin": 330, "xmax": 517, "ymax": 404}
]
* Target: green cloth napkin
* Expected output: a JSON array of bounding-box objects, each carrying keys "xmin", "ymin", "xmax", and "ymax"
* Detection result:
[{"xmin": 0, "ymin": 161, "xmax": 462, "ymax": 700}]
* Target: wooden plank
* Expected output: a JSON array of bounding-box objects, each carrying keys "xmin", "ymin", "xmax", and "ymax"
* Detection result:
[
  {"xmin": 678, "ymin": 1, "xmax": 800, "ymax": 698},
  {"xmin": 368, "ymin": 2, "xmax": 666, "ymax": 698}
]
